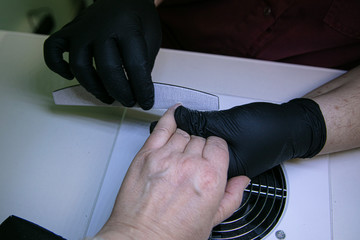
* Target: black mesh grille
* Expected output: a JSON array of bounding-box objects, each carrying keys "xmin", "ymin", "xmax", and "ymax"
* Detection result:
[{"xmin": 210, "ymin": 165, "xmax": 287, "ymax": 240}]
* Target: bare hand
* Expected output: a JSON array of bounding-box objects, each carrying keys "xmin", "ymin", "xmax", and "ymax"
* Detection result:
[{"xmin": 96, "ymin": 104, "xmax": 250, "ymax": 240}]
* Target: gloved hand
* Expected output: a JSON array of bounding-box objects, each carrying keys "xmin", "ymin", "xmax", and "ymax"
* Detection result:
[
  {"xmin": 43, "ymin": 0, "xmax": 162, "ymax": 110},
  {"xmin": 171, "ymin": 98, "xmax": 327, "ymax": 178}
]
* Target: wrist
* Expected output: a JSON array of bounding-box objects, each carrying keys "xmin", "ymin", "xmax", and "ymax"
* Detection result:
[{"xmin": 283, "ymin": 98, "xmax": 327, "ymax": 158}]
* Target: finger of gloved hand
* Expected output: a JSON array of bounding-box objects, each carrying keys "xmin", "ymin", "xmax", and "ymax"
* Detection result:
[
  {"xmin": 121, "ymin": 33, "xmax": 154, "ymax": 110},
  {"xmin": 213, "ymin": 176, "xmax": 250, "ymax": 226},
  {"xmin": 174, "ymin": 106, "xmax": 230, "ymax": 139},
  {"xmin": 43, "ymin": 36, "xmax": 74, "ymax": 80},
  {"xmin": 174, "ymin": 106, "xmax": 247, "ymax": 178},
  {"xmin": 174, "ymin": 106, "xmax": 209, "ymax": 137},
  {"xmin": 69, "ymin": 44, "xmax": 114, "ymax": 104},
  {"xmin": 144, "ymin": 34, "xmax": 161, "ymax": 70},
  {"xmin": 143, "ymin": 104, "xmax": 181, "ymax": 150},
  {"xmin": 94, "ymin": 38, "xmax": 135, "ymax": 107},
  {"xmin": 142, "ymin": 11, "xmax": 162, "ymax": 70}
]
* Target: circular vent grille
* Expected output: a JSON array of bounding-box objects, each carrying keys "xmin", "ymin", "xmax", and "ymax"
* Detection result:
[{"xmin": 210, "ymin": 165, "xmax": 287, "ymax": 240}]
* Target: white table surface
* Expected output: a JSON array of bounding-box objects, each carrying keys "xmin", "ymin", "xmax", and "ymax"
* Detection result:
[
  {"xmin": 0, "ymin": 31, "xmax": 125, "ymax": 239},
  {"xmin": 0, "ymin": 30, "xmax": 359, "ymax": 240}
]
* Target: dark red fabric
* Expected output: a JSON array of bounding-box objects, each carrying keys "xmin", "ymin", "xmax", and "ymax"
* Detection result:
[{"xmin": 157, "ymin": 0, "xmax": 360, "ymax": 70}]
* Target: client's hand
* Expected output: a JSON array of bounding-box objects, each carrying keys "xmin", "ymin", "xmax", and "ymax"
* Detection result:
[{"xmin": 96, "ymin": 104, "xmax": 250, "ymax": 240}]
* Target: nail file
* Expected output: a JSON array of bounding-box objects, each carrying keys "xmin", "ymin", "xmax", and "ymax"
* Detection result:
[{"xmin": 52, "ymin": 82, "xmax": 219, "ymax": 111}]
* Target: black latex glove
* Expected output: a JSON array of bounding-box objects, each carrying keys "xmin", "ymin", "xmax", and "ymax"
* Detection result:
[
  {"xmin": 43, "ymin": 0, "xmax": 161, "ymax": 110},
  {"xmin": 171, "ymin": 98, "xmax": 327, "ymax": 178}
]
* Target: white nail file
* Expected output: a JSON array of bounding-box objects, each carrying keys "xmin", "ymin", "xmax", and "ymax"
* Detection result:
[{"xmin": 52, "ymin": 82, "xmax": 219, "ymax": 111}]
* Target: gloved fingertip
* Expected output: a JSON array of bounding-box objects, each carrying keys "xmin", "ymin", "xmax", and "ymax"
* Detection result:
[
  {"xmin": 102, "ymin": 97, "xmax": 115, "ymax": 105},
  {"xmin": 121, "ymin": 100, "xmax": 136, "ymax": 108},
  {"xmin": 95, "ymin": 94, "xmax": 115, "ymax": 104},
  {"xmin": 50, "ymin": 60, "xmax": 74, "ymax": 80},
  {"xmin": 174, "ymin": 105, "xmax": 190, "ymax": 124},
  {"xmin": 139, "ymin": 98, "xmax": 154, "ymax": 110},
  {"xmin": 149, "ymin": 121, "xmax": 158, "ymax": 133},
  {"xmin": 108, "ymin": 91, "xmax": 136, "ymax": 108},
  {"xmin": 62, "ymin": 72, "xmax": 74, "ymax": 80},
  {"xmin": 174, "ymin": 105, "xmax": 185, "ymax": 117}
]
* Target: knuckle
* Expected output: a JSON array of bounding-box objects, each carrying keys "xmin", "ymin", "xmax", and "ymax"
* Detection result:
[
  {"xmin": 175, "ymin": 129, "xmax": 191, "ymax": 140},
  {"xmin": 216, "ymin": 205, "xmax": 227, "ymax": 222},
  {"xmin": 97, "ymin": 61, "xmax": 123, "ymax": 72},
  {"xmin": 125, "ymin": 64, "xmax": 149, "ymax": 79},
  {"xmin": 144, "ymin": 150, "xmax": 170, "ymax": 174},
  {"xmin": 180, "ymin": 155, "xmax": 222, "ymax": 190},
  {"xmin": 208, "ymin": 136, "xmax": 228, "ymax": 153},
  {"xmin": 190, "ymin": 163, "xmax": 220, "ymax": 191},
  {"xmin": 208, "ymin": 136, "xmax": 227, "ymax": 146},
  {"xmin": 191, "ymin": 135, "xmax": 205, "ymax": 141},
  {"xmin": 152, "ymin": 127, "xmax": 173, "ymax": 138},
  {"xmin": 200, "ymin": 167, "xmax": 220, "ymax": 189}
]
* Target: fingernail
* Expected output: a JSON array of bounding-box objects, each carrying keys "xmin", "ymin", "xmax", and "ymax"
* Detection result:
[{"xmin": 172, "ymin": 103, "xmax": 182, "ymax": 110}]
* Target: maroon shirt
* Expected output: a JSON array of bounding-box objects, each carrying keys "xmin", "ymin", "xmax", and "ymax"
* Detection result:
[{"xmin": 157, "ymin": 0, "xmax": 360, "ymax": 70}]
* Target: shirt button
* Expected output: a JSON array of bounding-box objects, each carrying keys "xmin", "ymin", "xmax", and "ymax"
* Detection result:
[{"xmin": 264, "ymin": 6, "xmax": 272, "ymax": 16}]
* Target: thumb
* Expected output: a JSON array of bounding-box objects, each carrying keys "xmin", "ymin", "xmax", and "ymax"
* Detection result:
[
  {"xmin": 43, "ymin": 36, "xmax": 74, "ymax": 80},
  {"xmin": 213, "ymin": 176, "xmax": 250, "ymax": 226}
]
